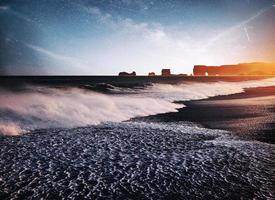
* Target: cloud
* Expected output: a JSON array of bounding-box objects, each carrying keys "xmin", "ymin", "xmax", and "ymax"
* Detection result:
[
  {"xmin": 1, "ymin": 6, "xmax": 33, "ymax": 22},
  {"xmin": 86, "ymin": 6, "xmax": 101, "ymax": 15},
  {"xmin": 25, "ymin": 43, "xmax": 88, "ymax": 71},
  {"xmin": 73, "ymin": 4, "xmax": 228, "ymax": 72},
  {"xmin": 0, "ymin": 6, "xmax": 9, "ymax": 11},
  {"xmin": 75, "ymin": 4, "xmax": 114, "ymax": 27},
  {"xmin": 0, "ymin": 5, "xmax": 49, "ymax": 34},
  {"xmin": 78, "ymin": 4, "xmax": 192, "ymax": 51},
  {"xmin": 1, "ymin": 3, "xmax": 100, "ymax": 74},
  {"xmin": 76, "ymin": 3, "xmax": 164, "ymax": 39}
]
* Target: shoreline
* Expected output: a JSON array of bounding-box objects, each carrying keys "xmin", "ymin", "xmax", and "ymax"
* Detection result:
[
  {"xmin": 137, "ymin": 86, "xmax": 275, "ymax": 144},
  {"xmin": 0, "ymin": 76, "xmax": 273, "ymax": 88}
]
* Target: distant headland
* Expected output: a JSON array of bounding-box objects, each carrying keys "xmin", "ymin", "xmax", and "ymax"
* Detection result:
[
  {"xmin": 193, "ymin": 62, "xmax": 275, "ymax": 76},
  {"xmin": 118, "ymin": 62, "xmax": 275, "ymax": 77}
]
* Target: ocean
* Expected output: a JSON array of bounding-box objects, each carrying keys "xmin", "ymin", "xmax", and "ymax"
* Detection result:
[{"xmin": 0, "ymin": 76, "xmax": 275, "ymax": 199}]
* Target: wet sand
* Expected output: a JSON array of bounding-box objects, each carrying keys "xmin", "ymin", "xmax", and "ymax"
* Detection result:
[{"xmin": 140, "ymin": 86, "xmax": 275, "ymax": 144}]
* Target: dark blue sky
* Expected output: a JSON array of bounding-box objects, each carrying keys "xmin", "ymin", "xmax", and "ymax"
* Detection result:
[{"xmin": 0, "ymin": 0, "xmax": 275, "ymax": 75}]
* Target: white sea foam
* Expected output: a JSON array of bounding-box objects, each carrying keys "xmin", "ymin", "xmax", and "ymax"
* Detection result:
[
  {"xmin": 0, "ymin": 122, "xmax": 25, "ymax": 136},
  {"xmin": 1, "ymin": 78, "xmax": 275, "ymax": 135},
  {"xmin": 143, "ymin": 78, "xmax": 275, "ymax": 101},
  {"xmin": 0, "ymin": 88, "xmax": 181, "ymax": 135}
]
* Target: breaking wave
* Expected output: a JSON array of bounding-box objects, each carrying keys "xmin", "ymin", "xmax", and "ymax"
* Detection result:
[{"xmin": 1, "ymin": 78, "xmax": 275, "ymax": 135}]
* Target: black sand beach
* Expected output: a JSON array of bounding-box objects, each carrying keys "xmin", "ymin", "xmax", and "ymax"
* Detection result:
[{"xmin": 140, "ymin": 86, "xmax": 275, "ymax": 144}]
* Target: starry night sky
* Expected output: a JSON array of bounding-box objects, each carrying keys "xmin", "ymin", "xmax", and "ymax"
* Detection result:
[{"xmin": 0, "ymin": 0, "xmax": 275, "ymax": 75}]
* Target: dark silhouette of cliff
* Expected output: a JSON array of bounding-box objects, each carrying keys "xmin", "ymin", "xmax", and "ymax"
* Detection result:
[
  {"xmin": 161, "ymin": 69, "xmax": 171, "ymax": 76},
  {"xmin": 118, "ymin": 71, "xmax": 136, "ymax": 76},
  {"xmin": 193, "ymin": 63, "xmax": 275, "ymax": 76},
  {"xmin": 148, "ymin": 72, "xmax": 156, "ymax": 76}
]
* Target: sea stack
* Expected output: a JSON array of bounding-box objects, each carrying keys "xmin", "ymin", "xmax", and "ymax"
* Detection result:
[
  {"xmin": 161, "ymin": 69, "xmax": 171, "ymax": 76},
  {"xmin": 118, "ymin": 71, "xmax": 137, "ymax": 76}
]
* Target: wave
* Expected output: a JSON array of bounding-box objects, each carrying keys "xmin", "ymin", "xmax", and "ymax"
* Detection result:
[
  {"xmin": 143, "ymin": 78, "xmax": 275, "ymax": 101},
  {"xmin": 0, "ymin": 88, "xmax": 181, "ymax": 135},
  {"xmin": 81, "ymin": 82, "xmax": 149, "ymax": 94},
  {"xmin": 1, "ymin": 78, "xmax": 275, "ymax": 135}
]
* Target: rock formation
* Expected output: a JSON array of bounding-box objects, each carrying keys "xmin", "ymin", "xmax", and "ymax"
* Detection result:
[
  {"xmin": 193, "ymin": 63, "xmax": 275, "ymax": 76},
  {"xmin": 161, "ymin": 69, "xmax": 171, "ymax": 76},
  {"xmin": 118, "ymin": 71, "xmax": 136, "ymax": 76}
]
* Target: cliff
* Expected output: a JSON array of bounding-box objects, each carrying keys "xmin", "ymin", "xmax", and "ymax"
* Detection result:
[{"xmin": 193, "ymin": 63, "xmax": 275, "ymax": 76}]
